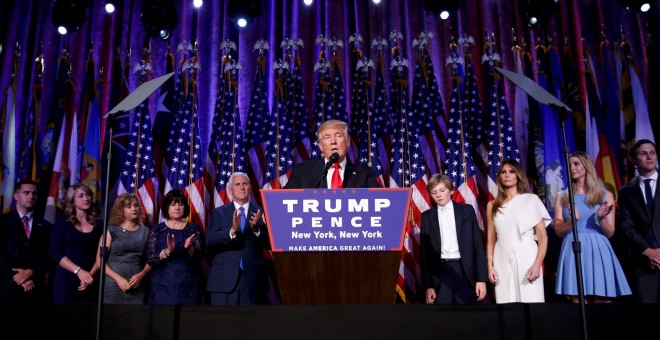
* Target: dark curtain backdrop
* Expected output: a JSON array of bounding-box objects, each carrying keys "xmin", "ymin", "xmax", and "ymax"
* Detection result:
[{"xmin": 1, "ymin": 0, "xmax": 659, "ymax": 178}]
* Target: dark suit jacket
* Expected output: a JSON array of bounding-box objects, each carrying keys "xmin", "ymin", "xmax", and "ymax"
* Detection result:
[
  {"xmin": 206, "ymin": 202, "xmax": 270, "ymax": 294},
  {"xmin": 618, "ymin": 177, "xmax": 660, "ymax": 273},
  {"xmin": 0, "ymin": 210, "xmax": 52, "ymax": 303},
  {"xmin": 284, "ymin": 158, "xmax": 382, "ymax": 189},
  {"xmin": 420, "ymin": 202, "xmax": 488, "ymax": 290}
]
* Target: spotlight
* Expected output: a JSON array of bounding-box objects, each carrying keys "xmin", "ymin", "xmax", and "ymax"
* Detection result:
[
  {"xmin": 423, "ymin": 0, "xmax": 460, "ymax": 18},
  {"xmin": 618, "ymin": 0, "xmax": 652, "ymax": 12},
  {"xmin": 193, "ymin": 0, "xmax": 203, "ymax": 8},
  {"xmin": 304, "ymin": 0, "xmax": 313, "ymax": 6},
  {"xmin": 521, "ymin": 0, "xmax": 558, "ymax": 29},
  {"xmin": 373, "ymin": 0, "xmax": 381, "ymax": 4},
  {"xmin": 528, "ymin": 16, "xmax": 538, "ymax": 27},
  {"xmin": 105, "ymin": 2, "xmax": 115, "ymax": 13},
  {"xmin": 51, "ymin": 0, "xmax": 88, "ymax": 35},
  {"xmin": 140, "ymin": 0, "xmax": 177, "ymax": 40},
  {"xmin": 227, "ymin": 0, "xmax": 262, "ymax": 27},
  {"xmin": 159, "ymin": 29, "xmax": 171, "ymax": 40}
]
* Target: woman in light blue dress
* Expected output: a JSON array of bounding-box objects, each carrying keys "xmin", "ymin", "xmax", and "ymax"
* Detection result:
[{"xmin": 554, "ymin": 151, "xmax": 631, "ymax": 302}]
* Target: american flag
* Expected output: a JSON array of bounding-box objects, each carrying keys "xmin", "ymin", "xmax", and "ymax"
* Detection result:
[
  {"xmin": 289, "ymin": 43, "xmax": 314, "ymax": 162},
  {"xmin": 311, "ymin": 36, "xmax": 348, "ymax": 151},
  {"xmin": 461, "ymin": 46, "xmax": 486, "ymax": 165},
  {"xmin": 165, "ymin": 45, "xmax": 205, "ymax": 227},
  {"xmin": 410, "ymin": 32, "xmax": 446, "ymax": 176},
  {"xmin": 388, "ymin": 36, "xmax": 431, "ymax": 303},
  {"xmin": 353, "ymin": 54, "xmax": 385, "ymax": 186},
  {"xmin": 153, "ymin": 48, "xmax": 176, "ymax": 200},
  {"xmin": 212, "ymin": 58, "xmax": 246, "ymax": 207},
  {"xmin": 118, "ymin": 98, "xmax": 157, "ymax": 225},
  {"xmin": 482, "ymin": 44, "xmax": 520, "ymax": 201},
  {"xmin": 371, "ymin": 41, "xmax": 393, "ymax": 186},
  {"xmin": 262, "ymin": 60, "xmax": 294, "ymax": 189},
  {"xmin": 445, "ymin": 63, "xmax": 483, "ymax": 230},
  {"xmin": 349, "ymin": 33, "xmax": 364, "ymax": 137},
  {"xmin": 245, "ymin": 41, "xmax": 270, "ymax": 202},
  {"xmin": 206, "ymin": 40, "xmax": 235, "ymax": 208}
]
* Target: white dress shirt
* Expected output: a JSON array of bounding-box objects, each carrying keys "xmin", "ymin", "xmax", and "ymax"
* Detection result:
[
  {"xmin": 638, "ymin": 171, "xmax": 658, "ymax": 205},
  {"xmin": 437, "ymin": 201, "xmax": 461, "ymax": 259}
]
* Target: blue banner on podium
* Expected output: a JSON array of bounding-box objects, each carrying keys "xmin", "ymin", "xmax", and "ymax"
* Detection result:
[{"xmin": 261, "ymin": 188, "xmax": 412, "ymax": 252}]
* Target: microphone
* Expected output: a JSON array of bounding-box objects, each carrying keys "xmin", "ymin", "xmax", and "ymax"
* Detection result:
[{"xmin": 316, "ymin": 152, "xmax": 340, "ymax": 188}]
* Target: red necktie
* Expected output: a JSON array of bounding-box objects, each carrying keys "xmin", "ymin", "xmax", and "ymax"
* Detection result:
[
  {"xmin": 331, "ymin": 163, "xmax": 342, "ymax": 188},
  {"xmin": 22, "ymin": 216, "xmax": 31, "ymax": 240}
]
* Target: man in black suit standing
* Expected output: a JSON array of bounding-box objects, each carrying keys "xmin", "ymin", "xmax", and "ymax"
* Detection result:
[
  {"xmin": 206, "ymin": 172, "xmax": 271, "ymax": 305},
  {"xmin": 0, "ymin": 179, "xmax": 52, "ymax": 304},
  {"xmin": 284, "ymin": 119, "xmax": 381, "ymax": 189},
  {"xmin": 618, "ymin": 139, "xmax": 660, "ymax": 303},
  {"xmin": 420, "ymin": 174, "xmax": 488, "ymax": 304}
]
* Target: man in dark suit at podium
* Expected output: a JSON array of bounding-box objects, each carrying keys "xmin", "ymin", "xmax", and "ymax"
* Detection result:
[
  {"xmin": 0, "ymin": 179, "xmax": 52, "ymax": 304},
  {"xmin": 618, "ymin": 139, "xmax": 660, "ymax": 303},
  {"xmin": 284, "ymin": 119, "xmax": 381, "ymax": 189},
  {"xmin": 206, "ymin": 172, "xmax": 271, "ymax": 305}
]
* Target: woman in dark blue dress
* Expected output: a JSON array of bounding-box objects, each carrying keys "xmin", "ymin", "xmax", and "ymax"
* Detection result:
[
  {"xmin": 147, "ymin": 189, "xmax": 202, "ymax": 305},
  {"xmin": 50, "ymin": 183, "xmax": 102, "ymax": 304}
]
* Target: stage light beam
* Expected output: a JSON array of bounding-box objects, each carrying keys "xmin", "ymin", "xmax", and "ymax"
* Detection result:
[
  {"xmin": 193, "ymin": 0, "xmax": 203, "ymax": 8},
  {"xmin": 641, "ymin": 3, "xmax": 650, "ymax": 12}
]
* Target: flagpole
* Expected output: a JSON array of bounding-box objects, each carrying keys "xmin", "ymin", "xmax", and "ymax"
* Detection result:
[{"xmin": 553, "ymin": 104, "xmax": 588, "ymax": 340}]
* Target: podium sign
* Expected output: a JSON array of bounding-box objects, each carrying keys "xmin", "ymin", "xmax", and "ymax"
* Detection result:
[
  {"xmin": 261, "ymin": 188, "xmax": 412, "ymax": 304},
  {"xmin": 261, "ymin": 188, "xmax": 412, "ymax": 252}
]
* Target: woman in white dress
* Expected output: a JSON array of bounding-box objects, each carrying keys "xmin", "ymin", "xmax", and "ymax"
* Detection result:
[{"xmin": 486, "ymin": 160, "xmax": 552, "ymax": 303}]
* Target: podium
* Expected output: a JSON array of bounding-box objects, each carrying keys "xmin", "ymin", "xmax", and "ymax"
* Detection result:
[{"xmin": 261, "ymin": 188, "xmax": 411, "ymax": 304}]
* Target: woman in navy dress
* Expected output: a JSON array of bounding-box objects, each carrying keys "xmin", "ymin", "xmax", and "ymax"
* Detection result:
[
  {"xmin": 147, "ymin": 189, "xmax": 202, "ymax": 305},
  {"xmin": 50, "ymin": 183, "xmax": 102, "ymax": 304},
  {"xmin": 554, "ymin": 151, "xmax": 631, "ymax": 302}
]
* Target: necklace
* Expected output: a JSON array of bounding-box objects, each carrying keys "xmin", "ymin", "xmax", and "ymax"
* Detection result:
[
  {"xmin": 168, "ymin": 220, "xmax": 185, "ymax": 230},
  {"xmin": 121, "ymin": 223, "xmax": 138, "ymax": 232}
]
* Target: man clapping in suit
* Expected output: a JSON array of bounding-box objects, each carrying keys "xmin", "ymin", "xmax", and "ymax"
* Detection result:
[
  {"xmin": 0, "ymin": 180, "xmax": 52, "ymax": 304},
  {"xmin": 206, "ymin": 172, "xmax": 271, "ymax": 305},
  {"xmin": 284, "ymin": 119, "xmax": 381, "ymax": 189}
]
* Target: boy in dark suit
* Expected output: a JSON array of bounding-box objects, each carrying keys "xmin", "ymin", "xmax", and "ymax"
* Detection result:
[
  {"xmin": 420, "ymin": 174, "xmax": 487, "ymax": 304},
  {"xmin": 0, "ymin": 179, "xmax": 52, "ymax": 304}
]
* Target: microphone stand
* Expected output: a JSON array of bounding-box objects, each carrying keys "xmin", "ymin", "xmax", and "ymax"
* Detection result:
[
  {"xmin": 551, "ymin": 103, "xmax": 588, "ymax": 340},
  {"xmin": 316, "ymin": 165, "xmax": 331, "ymax": 188},
  {"xmin": 96, "ymin": 111, "xmax": 121, "ymax": 340}
]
